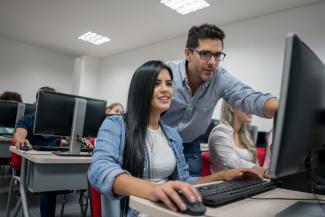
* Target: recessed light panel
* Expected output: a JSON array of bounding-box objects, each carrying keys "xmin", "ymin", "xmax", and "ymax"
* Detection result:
[
  {"xmin": 160, "ymin": 0, "xmax": 210, "ymax": 15},
  {"xmin": 78, "ymin": 31, "xmax": 111, "ymax": 45}
]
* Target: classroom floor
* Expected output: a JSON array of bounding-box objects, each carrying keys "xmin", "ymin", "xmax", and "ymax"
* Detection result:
[{"xmin": 0, "ymin": 171, "xmax": 91, "ymax": 217}]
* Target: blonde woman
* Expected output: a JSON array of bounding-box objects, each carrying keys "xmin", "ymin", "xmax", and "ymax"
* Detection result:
[{"xmin": 208, "ymin": 100, "xmax": 269, "ymax": 178}]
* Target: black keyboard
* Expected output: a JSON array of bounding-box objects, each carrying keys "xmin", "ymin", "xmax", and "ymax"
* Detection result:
[{"xmin": 197, "ymin": 179, "xmax": 276, "ymax": 207}]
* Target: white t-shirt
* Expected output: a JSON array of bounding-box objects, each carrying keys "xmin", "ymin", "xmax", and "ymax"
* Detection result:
[
  {"xmin": 138, "ymin": 127, "xmax": 177, "ymax": 217},
  {"xmin": 146, "ymin": 126, "xmax": 176, "ymax": 183}
]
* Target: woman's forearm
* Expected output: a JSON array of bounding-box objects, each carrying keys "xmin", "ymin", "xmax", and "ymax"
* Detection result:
[{"xmin": 113, "ymin": 173, "xmax": 156, "ymax": 200}]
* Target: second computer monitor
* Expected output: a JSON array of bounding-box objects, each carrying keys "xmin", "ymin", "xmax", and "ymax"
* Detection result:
[
  {"xmin": 0, "ymin": 100, "xmax": 19, "ymax": 128},
  {"xmin": 34, "ymin": 91, "xmax": 107, "ymax": 138}
]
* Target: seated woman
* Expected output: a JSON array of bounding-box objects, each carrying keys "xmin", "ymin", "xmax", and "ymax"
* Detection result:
[
  {"xmin": 208, "ymin": 100, "xmax": 269, "ymax": 178},
  {"xmin": 88, "ymin": 61, "xmax": 261, "ymax": 217},
  {"xmin": 105, "ymin": 102, "xmax": 124, "ymax": 115}
]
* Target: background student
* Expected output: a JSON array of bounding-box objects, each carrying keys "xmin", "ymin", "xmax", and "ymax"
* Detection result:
[
  {"xmin": 105, "ymin": 102, "xmax": 124, "ymax": 115},
  {"xmin": 208, "ymin": 100, "xmax": 270, "ymax": 178},
  {"xmin": 161, "ymin": 23, "xmax": 279, "ymax": 176},
  {"xmin": 88, "ymin": 60, "xmax": 261, "ymax": 217},
  {"xmin": 13, "ymin": 86, "xmax": 61, "ymax": 217}
]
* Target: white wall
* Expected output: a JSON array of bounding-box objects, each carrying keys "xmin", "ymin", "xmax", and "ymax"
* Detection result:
[
  {"xmin": 98, "ymin": 37, "xmax": 186, "ymax": 106},
  {"xmin": 72, "ymin": 55, "xmax": 100, "ymax": 98},
  {"xmin": 0, "ymin": 37, "xmax": 75, "ymax": 103},
  {"xmin": 98, "ymin": 2, "xmax": 325, "ymax": 131}
]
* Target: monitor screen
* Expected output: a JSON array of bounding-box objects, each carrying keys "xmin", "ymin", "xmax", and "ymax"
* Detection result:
[
  {"xmin": 270, "ymin": 33, "xmax": 325, "ymax": 179},
  {"xmin": 33, "ymin": 91, "xmax": 107, "ymax": 138},
  {"xmin": 0, "ymin": 100, "xmax": 18, "ymax": 128}
]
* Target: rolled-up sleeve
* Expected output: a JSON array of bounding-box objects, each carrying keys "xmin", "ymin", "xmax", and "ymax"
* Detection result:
[
  {"xmin": 219, "ymin": 68, "xmax": 274, "ymax": 118},
  {"xmin": 88, "ymin": 117, "xmax": 130, "ymax": 200}
]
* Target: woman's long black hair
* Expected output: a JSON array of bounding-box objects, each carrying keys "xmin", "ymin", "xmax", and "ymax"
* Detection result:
[{"xmin": 120, "ymin": 60, "xmax": 173, "ymax": 216}]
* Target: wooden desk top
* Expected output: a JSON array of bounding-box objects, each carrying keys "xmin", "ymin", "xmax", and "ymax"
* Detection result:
[
  {"xmin": 130, "ymin": 188, "xmax": 325, "ymax": 217},
  {"xmin": 10, "ymin": 146, "xmax": 91, "ymax": 164}
]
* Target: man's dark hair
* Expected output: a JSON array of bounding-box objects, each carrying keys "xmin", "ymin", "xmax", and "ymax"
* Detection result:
[
  {"xmin": 36, "ymin": 86, "xmax": 55, "ymax": 100},
  {"xmin": 186, "ymin": 23, "xmax": 225, "ymax": 49},
  {"xmin": 0, "ymin": 91, "xmax": 22, "ymax": 102},
  {"xmin": 120, "ymin": 60, "xmax": 173, "ymax": 217}
]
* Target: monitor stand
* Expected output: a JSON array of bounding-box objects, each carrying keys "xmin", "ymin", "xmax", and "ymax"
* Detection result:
[
  {"xmin": 276, "ymin": 202, "xmax": 325, "ymax": 217},
  {"xmin": 53, "ymin": 98, "xmax": 90, "ymax": 157}
]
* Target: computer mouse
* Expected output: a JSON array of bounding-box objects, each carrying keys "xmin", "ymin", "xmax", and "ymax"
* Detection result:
[
  {"xmin": 178, "ymin": 192, "xmax": 206, "ymax": 216},
  {"xmin": 20, "ymin": 144, "xmax": 32, "ymax": 151}
]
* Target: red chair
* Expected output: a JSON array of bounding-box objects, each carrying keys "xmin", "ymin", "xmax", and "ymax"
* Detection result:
[
  {"xmin": 87, "ymin": 139, "xmax": 102, "ymax": 217},
  {"xmin": 11, "ymin": 140, "xmax": 22, "ymax": 169},
  {"xmin": 201, "ymin": 151, "xmax": 211, "ymax": 176},
  {"xmin": 88, "ymin": 180, "xmax": 102, "ymax": 217},
  {"xmin": 256, "ymin": 147, "xmax": 266, "ymax": 166},
  {"xmin": 201, "ymin": 149, "xmax": 267, "ymax": 177}
]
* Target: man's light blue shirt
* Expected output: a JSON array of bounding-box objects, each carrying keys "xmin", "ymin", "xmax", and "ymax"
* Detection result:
[{"xmin": 162, "ymin": 59, "xmax": 273, "ymax": 143}]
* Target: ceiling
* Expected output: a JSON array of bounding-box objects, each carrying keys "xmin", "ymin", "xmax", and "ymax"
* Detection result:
[{"xmin": 0, "ymin": 0, "xmax": 324, "ymax": 58}]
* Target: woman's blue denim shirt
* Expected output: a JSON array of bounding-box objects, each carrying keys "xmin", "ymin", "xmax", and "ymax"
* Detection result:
[{"xmin": 88, "ymin": 115, "xmax": 199, "ymax": 216}]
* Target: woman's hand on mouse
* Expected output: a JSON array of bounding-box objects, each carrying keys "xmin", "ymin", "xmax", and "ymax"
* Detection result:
[{"xmin": 147, "ymin": 180, "xmax": 201, "ymax": 212}]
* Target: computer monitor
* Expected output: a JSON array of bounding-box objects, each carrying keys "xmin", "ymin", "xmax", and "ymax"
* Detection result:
[
  {"xmin": 24, "ymin": 103, "xmax": 36, "ymax": 115},
  {"xmin": 269, "ymin": 33, "xmax": 325, "ymax": 216},
  {"xmin": 0, "ymin": 100, "xmax": 25, "ymax": 130},
  {"xmin": 34, "ymin": 90, "xmax": 107, "ymax": 155}
]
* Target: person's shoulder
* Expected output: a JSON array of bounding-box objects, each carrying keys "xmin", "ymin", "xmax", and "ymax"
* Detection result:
[
  {"xmin": 161, "ymin": 123, "xmax": 181, "ymax": 141},
  {"xmin": 216, "ymin": 66, "xmax": 229, "ymax": 75},
  {"xmin": 101, "ymin": 115, "xmax": 125, "ymax": 130},
  {"xmin": 18, "ymin": 113, "xmax": 35, "ymax": 124},
  {"xmin": 165, "ymin": 59, "xmax": 182, "ymax": 66},
  {"xmin": 208, "ymin": 122, "xmax": 233, "ymax": 147},
  {"xmin": 165, "ymin": 59, "xmax": 185, "ymax": 71},
  {"xmin": 210, "ymin": 122, "xmax": 233, "ymax": 137}
]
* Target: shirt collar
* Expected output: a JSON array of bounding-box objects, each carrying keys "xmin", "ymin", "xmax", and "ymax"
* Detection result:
[
  {"xmin": 182, "ymin": 59, "xmax": 212, "ymax": 89},
  {"xmin": 180, "ymin": 59, "xmax": 188, "ymax": 84}
]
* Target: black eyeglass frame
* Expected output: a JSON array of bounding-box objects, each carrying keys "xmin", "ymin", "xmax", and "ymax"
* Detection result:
[{"xmin": 188, "ymin": 48, "xmax": 226, "ymax": 61}]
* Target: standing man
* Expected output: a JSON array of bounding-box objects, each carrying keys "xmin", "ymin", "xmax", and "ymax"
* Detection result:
[{"xmin": 162, "ymin": 24, "xmax": 278, "ymax": 177}]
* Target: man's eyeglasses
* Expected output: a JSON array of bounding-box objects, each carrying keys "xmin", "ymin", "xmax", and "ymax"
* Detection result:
[{"xmin": 189, "ymin": 48, "xmax": 226, "ymax": 61}]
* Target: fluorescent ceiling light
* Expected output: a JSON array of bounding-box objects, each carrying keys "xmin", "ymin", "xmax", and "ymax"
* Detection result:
[
  {"xmin": 160, "ymin": 0, "xmax": 210, "ymax": 15},
  {"xmin": 78, "ymin": 31, "xmax": 111, "ymax": 45}
]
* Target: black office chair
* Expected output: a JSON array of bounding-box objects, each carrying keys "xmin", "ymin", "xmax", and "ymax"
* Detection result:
[{"xmin": 198, "ymin": 119, "xmax": 220, "ymax": 144}]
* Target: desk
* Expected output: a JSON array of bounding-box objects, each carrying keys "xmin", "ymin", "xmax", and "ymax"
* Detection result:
[
  {"xmin": 130, "ymin": 187, "xmax": 325, "ymax": 217},
  {"xmin": 0, "ymin": 136, "xmax": 12, "ymax": 158},
  {"xmin": 8, "ymin": 147, "xmax": 91, "ymax": 217}
]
